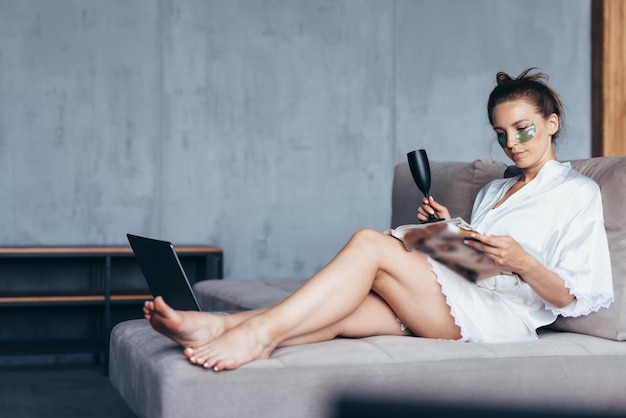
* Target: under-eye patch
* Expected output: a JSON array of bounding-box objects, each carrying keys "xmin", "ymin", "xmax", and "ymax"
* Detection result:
[{"xmin": 497, "ymin": 121, "xmax": 536, "ymax": 148}]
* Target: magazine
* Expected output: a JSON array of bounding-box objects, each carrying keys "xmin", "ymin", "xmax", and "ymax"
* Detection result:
[{"xmin": 388, "ymin": 218, "xmax": 501, "ymax": 282}]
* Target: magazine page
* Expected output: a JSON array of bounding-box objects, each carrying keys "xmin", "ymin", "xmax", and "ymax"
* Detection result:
[{"xmin": 394, "ymin": 219, "xmax": 501, "ymax": 282}]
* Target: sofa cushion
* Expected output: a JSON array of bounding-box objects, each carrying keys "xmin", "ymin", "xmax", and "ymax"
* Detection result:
[
  {"xmin": 391, "ymin": 159, "xmax": 507, "ymax": 227},
  {"xmin": 551, "ymin": 156, "xmax": 626, "ymax": 340},
  {"xmin": 194, "ymin": 278, "xmax": 304, "ymax": 311}
]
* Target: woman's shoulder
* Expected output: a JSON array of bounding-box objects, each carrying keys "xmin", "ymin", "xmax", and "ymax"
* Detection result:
[
  {"xmin": 557, "ymin": 161, "xmax": 600, "ymax": 190},
  {"xmin": 544, "ymin": 160, "xmax": 600, "ymax": 193}
]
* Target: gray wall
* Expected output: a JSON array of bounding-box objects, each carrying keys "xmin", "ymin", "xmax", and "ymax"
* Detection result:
[{"xmin": 0, "ymin": 0, "xmax": 591, "ymax": 279}]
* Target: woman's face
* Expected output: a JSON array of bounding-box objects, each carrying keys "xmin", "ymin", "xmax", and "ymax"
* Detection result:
[{"xmin": 491, "ymin": 99, "xmax": 559, "ymax": 170}]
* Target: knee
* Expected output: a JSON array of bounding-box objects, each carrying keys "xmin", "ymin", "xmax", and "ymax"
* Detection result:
[
  {"xmin": 350, "ymin": 228, "xmax": 386, "ymax": 249},
  {"xmin": 351, "ymin": 228, "xmax": 380, "ymax": 240}
]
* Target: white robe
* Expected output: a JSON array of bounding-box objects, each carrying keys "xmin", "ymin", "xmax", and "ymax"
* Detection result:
[{"xmin": 435, "ymin": 160, "xmax": 613, "ymax": 342}]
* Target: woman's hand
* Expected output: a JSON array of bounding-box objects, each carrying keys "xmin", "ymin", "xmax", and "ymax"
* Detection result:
[
  {"xmin": 464, "ymin": 233, "xmax": 575, "ymax": 308},
  {"xmin": 417, "ymin": 196, "xmax": 451, "ymax": 223},
  {"xmin": 463, "ymin": 233, "xmax": 528, "ymax": 274}
]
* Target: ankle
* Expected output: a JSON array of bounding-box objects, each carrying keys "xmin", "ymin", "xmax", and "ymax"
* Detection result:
[{"xmin": 242, "ymin": 314, "xmax": 280, "ymax": 350}]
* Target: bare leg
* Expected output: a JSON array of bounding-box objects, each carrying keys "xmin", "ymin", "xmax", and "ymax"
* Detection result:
[
  {"xmin": 275, "ymin": 292, "xmax": 413, "ymax": 347},
  {"xmin": 186, "ymin": 291, "xmax": 412, "ymax": 367},
  {"xmin": 181, "ymin": 229, "xmax": 460, "ymax": 371},
  {"xmin": 145, "ymin": 293, "xmax": 406, "ymax": 364}
]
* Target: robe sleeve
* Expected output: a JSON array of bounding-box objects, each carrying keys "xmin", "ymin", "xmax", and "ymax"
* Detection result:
[{"xmin": 543, "ymin": 182, "xmax": 614, "ymax": 317}]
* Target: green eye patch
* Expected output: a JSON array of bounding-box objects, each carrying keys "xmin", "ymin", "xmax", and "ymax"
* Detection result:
[{"xmin": 497, "ymin": 121, "xmax": 536, "ymax": 148}]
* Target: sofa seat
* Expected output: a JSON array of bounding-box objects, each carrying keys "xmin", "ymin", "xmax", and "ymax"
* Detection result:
[{"xmin": 110, "ymin": 318, "xmax": 626, "ymax": 418}]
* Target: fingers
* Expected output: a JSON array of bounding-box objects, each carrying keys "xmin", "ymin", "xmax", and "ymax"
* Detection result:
[
  {"xmin": 427, "ymin": 196, "xmax": 443, "ymax": 211},
  {"xmin": 417, "ymin": 196, "xmax": 450, "ymax": 221},
  {"xmin": 421, "ymin": 197, "xmax": 436, "ymax": 216},
  {"xmin": 416, "ymin": 204, "xmax": 432, "ymax": 221},
  {"xmin": 473, "ymin": 233, "xmax": 514, "ymax": 250},
  {"xmin": 464, "ymin": 234, "xmax": 525, "ymax": 271},
  {"xmin": 464, "ymin": 233, "xmax": 499, "ymax": 252}
]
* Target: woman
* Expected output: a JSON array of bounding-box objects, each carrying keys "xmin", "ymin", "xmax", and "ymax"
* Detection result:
[{"xmin": 144, "ymin": 68, "xmax": 613, "ymax": 371}]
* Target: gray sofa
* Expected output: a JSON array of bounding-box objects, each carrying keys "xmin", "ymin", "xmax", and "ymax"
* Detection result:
[{"xmin": 110, "ymin": 156, "xmax": 626, "ymax": 418}]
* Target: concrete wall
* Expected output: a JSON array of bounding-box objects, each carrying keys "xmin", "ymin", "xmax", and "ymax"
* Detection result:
[{"xmin": 0, "ymin": 0, "xmax": 591, "ymax": 279}]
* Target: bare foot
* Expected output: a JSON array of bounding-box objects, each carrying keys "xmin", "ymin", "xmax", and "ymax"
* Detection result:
[
  {"xmin": 143, "ymin": 296, "xmax": 227, "ymax": 349},
  {"xmin": 186, "ymin": 317, "xmax": 277, "ymax": 372}
]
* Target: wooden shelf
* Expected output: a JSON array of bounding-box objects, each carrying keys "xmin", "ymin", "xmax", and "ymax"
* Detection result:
[
  {"xmin": 0, "ymin": 245, "xmax": 221, "ymax": 257},
  {"xmin": 0, "ymin": 245, "xmax": 223, "ymax": 370},
  {"xmin": 0, "ymin": 294, "xmax": 106, "ymax": 304},
  {"xmin": 0, "ymin": 292, "xmax": 153, "ymax": 304},
  {"xmin": 110, "ymin": 294, "xmax": 153, "ymax": 302}
]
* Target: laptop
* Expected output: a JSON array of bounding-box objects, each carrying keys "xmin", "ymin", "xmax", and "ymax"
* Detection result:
[{"xmin": 127, "ymin": 234, "xmax": 202, "ymax": 311}]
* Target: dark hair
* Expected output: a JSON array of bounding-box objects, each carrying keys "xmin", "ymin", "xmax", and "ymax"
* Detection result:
[{"xmin": 487, "ymin": 68, "xmax": 565, "ymax": 142}]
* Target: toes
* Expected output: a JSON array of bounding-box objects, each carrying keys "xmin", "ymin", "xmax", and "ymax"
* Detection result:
[
  {"xmin": 213, "ymin": 359, "xmax": 237, "ymax": 372},
  {"xmin": 142, "ymin": 301, "xmax": 153, "ymax": 318},
  {"xmin": 185, "ymin": 348, "xmax": 201, "ymax": 364},
  {"xmin": 153, "ymin": 296, "xmax": 175, "ymax": 315},
  {"xmin": 184, "ymin": 347, "xmax": 194, "ymax": 359},
  {"xmin": 188, "ymin": 356, "xmax": 206, "ymax": 367},
  {"xmin": 201, "ymin": 358, "xmax": 217, "ymax": 370},
  {"xmin": 189, "ymin": 346, "xmax": 210, "ymax": 362}
]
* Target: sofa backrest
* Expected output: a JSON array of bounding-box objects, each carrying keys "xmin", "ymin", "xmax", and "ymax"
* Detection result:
[
  {"xmin": 391, "ymin": 156, "xmax": 626, "ymax": 341},
  {"xmin": 552, "ymin": 157, "xmax": 626, "ymax": 340}
]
